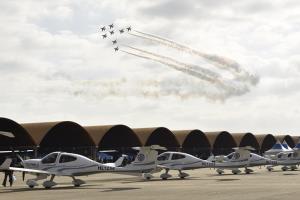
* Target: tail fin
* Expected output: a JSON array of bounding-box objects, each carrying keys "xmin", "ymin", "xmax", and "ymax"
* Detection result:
[
  {"xmin": 0, "ymin": 158, "xmax": 12, "ymax": 170},
  {"xmin": 114, "ymin": 155, "xmax": 126, "ymax": 167},
  {"xmin": 207, "ymin": 155, "xmax": 215, "ymax": 162},
  {"xmin": 132, "ymin": 145, "xmax": 166, "ymax": 165}
]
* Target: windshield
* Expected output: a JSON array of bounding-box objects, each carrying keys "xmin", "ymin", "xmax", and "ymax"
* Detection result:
[
  {"xmin": 157, "ymin": 153, "xmax": 170, "ymax": 161},
  {"xmin": 171, "ymin": 153, "xmax": 185, "ymax": 160},
  {"xmin": 41, "ymin": 153, "xmax": 58, "ymax": 164}
]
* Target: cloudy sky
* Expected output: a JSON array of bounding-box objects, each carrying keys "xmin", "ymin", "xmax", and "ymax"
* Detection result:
[{"xmin": 1, "ymin": 0, "xmax": 300, "ymax": 135}]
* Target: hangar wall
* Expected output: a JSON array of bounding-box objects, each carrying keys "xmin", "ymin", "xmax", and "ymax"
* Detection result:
[{"xmin": 0, "ymin": 117, "xmax": 299, "ymax": 158}]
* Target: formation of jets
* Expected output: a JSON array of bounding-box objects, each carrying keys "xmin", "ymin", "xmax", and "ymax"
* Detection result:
[
  {"xmin": 2, "ymin": 131, "xmax": 300, "ymax": 189},
  {"xmin": 99, "ymin": 23, "xmax": 132, "ymax": 52}
]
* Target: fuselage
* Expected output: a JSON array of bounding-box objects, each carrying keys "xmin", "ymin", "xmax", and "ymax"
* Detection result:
[
  {"xmin": 266, "ymin": 151, "xmax": 300, "ymax": 166},
  {"xmin": 23, "ymin": 152, "xmax": 156, "ymax": 176},
  {"xmin": 157, "ymin": 152, "xmax": 214, "ymax": 170},
  {"xmin": 215, "ymin": 152, "xmax": 276, "ymax": 169}
]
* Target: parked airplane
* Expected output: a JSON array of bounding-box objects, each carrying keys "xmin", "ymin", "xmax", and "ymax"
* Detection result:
[
  {"xmin": 109, "ymin": 24, "xmax": 114, "ymax": 29},
  {"xmin": 112, "ymin": 40, "xmax": 117, "ymax": 45},
  {"xmin": 126, "ymin": 26, "xmax": 131, "ymax": 31},
  {"xmin": 119, "ymin": 29, "xmax": 124, "ymax": 34},
  {"xmin": 110, "ymin": 31, "xmax": 114, "ymax": 35},
  {"xmin": 157, "ymin": 152, "xmax": 215, "ymax": 180},
  {"xmin": 213, "ymin": 147, "xmax": 277, "ymax": 174},
  {"xmin": 1, "ymin": 145, "xmax": 165, "ymax": 188},
  {"xmin": 266, "ymin": 150, "xmax": 300, "ymax": 171},
  {"xmin": 114, "ymin": 47, "xmax": 119, "ymax": 52},
  {"xmin": 265, "ymin": 141, "xmax": 300, "ymax": 171},
  {"xmin": 102, "ymin": 34, "xmax": 107, "ymax": 39}
]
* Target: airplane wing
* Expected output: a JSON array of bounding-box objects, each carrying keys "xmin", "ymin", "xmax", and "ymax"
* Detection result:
[{"xmin": 8, "ymin": 167, "xmax": 55, "ymax": 175}]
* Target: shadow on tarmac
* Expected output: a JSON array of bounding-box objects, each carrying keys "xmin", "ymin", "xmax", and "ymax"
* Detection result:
[
  {"xmin": 215, "ymin": 178, "xmax": 239, "ymax": 182},
  {"xmin": 101, "ymin": 187, "xmax": 140, "ymax": 192},
  {"xmin": 0, "ymin": 185, "xmax": 141, "ymax": 194}
]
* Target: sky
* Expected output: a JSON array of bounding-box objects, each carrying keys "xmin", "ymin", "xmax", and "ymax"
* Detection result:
[{"xmin": 0, "ymin": 0, "xmax": 300, "ymax": 135}]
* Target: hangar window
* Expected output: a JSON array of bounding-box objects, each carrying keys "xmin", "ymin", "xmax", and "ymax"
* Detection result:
[
  {"xmin": 59, "ymin": 155, "xmax": 77, "ymax": 163},
  {"xmin": 42, "ymin": 153, "xmax": 58, "ymax": 164},
  {"xmin": 171, "ymin": 154, "xmax": 185, "ymax": 160},
  {"xmin": 157, "ymin": 153, "xmax": 170, "ymax": 161}
]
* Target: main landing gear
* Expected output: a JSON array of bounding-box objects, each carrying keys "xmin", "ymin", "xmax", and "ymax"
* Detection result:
[
  {"xmin": 142, "ymin": 173, "xmax": 153, "ymax": 180},
  {"xmin": 42, "ymin": 175, "xmax": 57, "ymax": 189},
  {"xmin": 178, "ymin": 170, "xmax": 189, "ymax": 179},
  {"xmin": 244, "ymin": 168, "xmax": 254, "ymax": 174},
  {"xmin": 160, "ymin": 169, "xmax": 172, "ymax": 180},
  {"xmin": 72, "ymin": 176, "xmax": 85, "ymax": 187}
]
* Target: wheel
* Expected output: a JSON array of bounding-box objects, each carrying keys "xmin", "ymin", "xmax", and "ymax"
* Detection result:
[
  {"xmin": 180, "ymin": 176, "xmax": 185, "ymax": 179},
  {"xmin": 218, "ymin": 172, "xmax": 222, "ymax": 175},
  {"xmin": 29, "ymin": 185, "xmax": 34, "ymax": 188},
  {"xmin": 162, "ymin": 177, "xmax": 167, "ymax": 180},
  {"xmin": 74, "ymin": 184, "xmax": 80, "ymax": 187},
  {"xmin": 267, "ymin": 168, "xmax": 272, "ymax": 172},
  {"xmin": 146, "ymin": 177, "xmax": 151, "ymax": 180}
]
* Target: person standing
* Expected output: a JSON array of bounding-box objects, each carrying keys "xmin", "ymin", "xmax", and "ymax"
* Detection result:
[{"xmin": 2, "ymin": 170, "xmax": 9, "ymax": 187}]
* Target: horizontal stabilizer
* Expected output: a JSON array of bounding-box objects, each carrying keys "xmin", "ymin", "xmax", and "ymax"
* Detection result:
[
  {"xmin": 233, "ymin": 146, "xmax": 255, "ymax": 151},
  {"xmin": 132, "ymin": 145, "xmax": 166, "ymax": 151}
]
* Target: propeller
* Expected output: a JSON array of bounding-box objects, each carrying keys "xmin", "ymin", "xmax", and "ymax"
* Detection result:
[
  {"xmin": 22, "ymin": 172, "xmax": 25, "ymax": 181},
  {"xmin": 16, "ymin": 154, "xmax": 26, "ymax": 181},
  {"xmin": 16, "ymin": 154, "xmax": 24, "ymax": 167}
]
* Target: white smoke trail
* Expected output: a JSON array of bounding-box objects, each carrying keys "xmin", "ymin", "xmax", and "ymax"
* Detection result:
[
  {"xmin": 123, "ymin": 45, "xmax": 220, "ymax": 79},
  {"xmin": 133, "ymin": 30, "xmax": 242, "ymax": 73},
  {"xmin": 130, "ymin": 31, "xmax": 259, "ymax": 86},
  {"xmin": 121, "ymin": 49, "xmax": 250, "ymax": 97}
]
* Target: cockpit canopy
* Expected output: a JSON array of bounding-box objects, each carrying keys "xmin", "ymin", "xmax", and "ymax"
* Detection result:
[
  {"xmin": 41, "ymin": 152, "xmax": 59, "ymax": 164},
  {"xmin": 41, "ymin": 152, "xmax": 78, "ymax": 164},
  {"xmin": 157, "ymin": 153, "xmax": 186, "ymax": 161},
  {"xmin": 171, "ymin": 153, "xmax": 186, "ymax": 160},
  {"xmin": 226, "ymin": 152, "xmax": 241, "ymax": 160},
  {"xmin": 157, "ymin": 153, "xmax": 170, "ymax": 161}
]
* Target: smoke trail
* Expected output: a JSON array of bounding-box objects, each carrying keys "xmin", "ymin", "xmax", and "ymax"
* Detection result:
[
  {"xmin": 130, "ymin": 31, "xmax": 259, "ymax": 86},
  {"xmin": 121, "ymin": 49, "xmax": 250, "ymax": 97},
  {"xmin": 122, "ymin": 50, "xmax": 217, "ymax": 83},
  {"xmin": 133, "ymin": 30, "xmax": 242, "ymax": 73},
  {"xmin": 123, "ymin": 45, "xmax": 220, "ymax": 80}
]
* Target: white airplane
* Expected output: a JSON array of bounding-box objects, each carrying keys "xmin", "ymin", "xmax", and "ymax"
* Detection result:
[
  {"xmin": 156, "ymin": 152, "xmax": 215, "ymax": 180},
  {"xmin": 1, "ymin": 145, "xmax": 165, "ymax": 189},
  {"xmin": 265, "ymin": 141, "xmax": 300, "ymax": 171},
  {"xmin": 266, "ymin": 150, "xmax": 300, "ymax": 171},
  {"xmin": 213, "ymin": 147, "xmax": 277, "ymax": 174}
]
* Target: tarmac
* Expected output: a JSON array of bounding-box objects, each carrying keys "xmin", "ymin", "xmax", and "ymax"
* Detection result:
[{"xmin": 0, "ymin": 167, "xmax": 299, "ymax": 200}]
